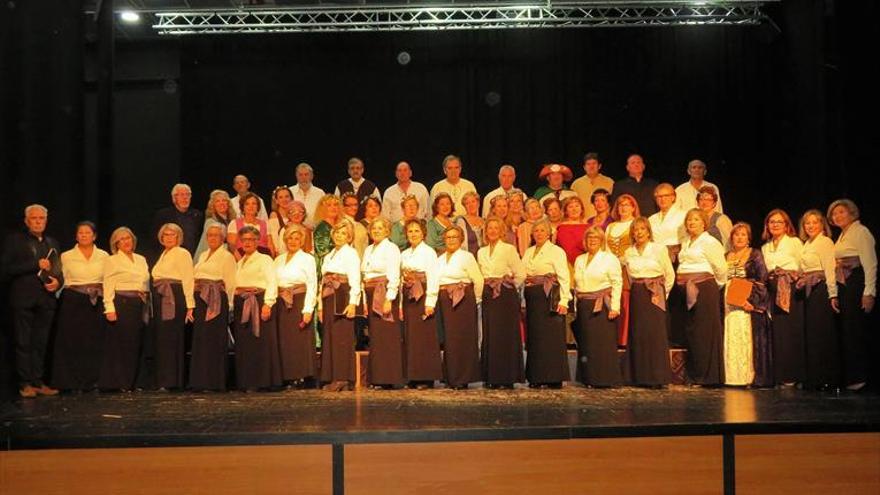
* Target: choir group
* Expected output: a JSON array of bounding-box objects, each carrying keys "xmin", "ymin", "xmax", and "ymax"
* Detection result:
[{"xmin": 3, "ymin": 154, "xmax": 876, "ymax": 397}]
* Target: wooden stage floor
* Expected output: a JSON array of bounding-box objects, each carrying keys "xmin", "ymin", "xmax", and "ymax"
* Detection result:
[{"xmin": 1, "ymin": 387, "xmax": 879, "ymax": 494}]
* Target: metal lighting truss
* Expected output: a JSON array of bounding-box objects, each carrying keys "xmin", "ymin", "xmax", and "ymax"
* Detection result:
[{"xmin": 152, "ymin": 2, "xmax": 772, "ymax": 35}]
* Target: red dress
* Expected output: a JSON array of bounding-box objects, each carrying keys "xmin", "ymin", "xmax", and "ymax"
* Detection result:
[{"xmin": 555, "ymin": 223, "xmax": 588, "ymax": 265}]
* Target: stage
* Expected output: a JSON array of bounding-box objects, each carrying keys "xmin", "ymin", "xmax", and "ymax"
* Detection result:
[{"xmin": 1, "ymin": 386, "xmax": 879, "ymax": 494}]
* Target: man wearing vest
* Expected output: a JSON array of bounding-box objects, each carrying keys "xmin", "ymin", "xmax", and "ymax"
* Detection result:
[{"xmin": 334, "ymin": 157, "xmax": 381, "ymax": 216}]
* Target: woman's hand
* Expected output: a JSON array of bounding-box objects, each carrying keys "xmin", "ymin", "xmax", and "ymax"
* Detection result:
[
  {"xmin": 302, "ymin": 312, "xmax": 312, "ymax": 326},
  {"xmin": 607, "ymin": 310, "xmax": 620, "ymax": 320},
  {"xmin": 862, "ymin": 295, "xmax": 875, "ymax": 313},
  {"xmin": 830, "ymin": 297, "xmax": 840, "ymax": 313},
  {"xmin": 742, "ymin": 301, "xmax": 754, "ymax": 312},
  {"xmin": 260, "ymin": 304, "xmax": 272, "ymax": 321},
  {"xmin": 185, "ymin": 309, "xmax": 194, "ymax": 323},
  {"xmin": 344, "ymin": 304, "xmax": 357, "ymax": 319},
  {"xmin": 556, "ymin": 304, "xmax": 568, "ymax": 315},
  {"xmin": 423, "ymin": 306, "xmax": 435, "ymax": 320},
  {"xmin": 382, "ymin": 299, "xmax": 393, "ymax": 316},
  {"xmin": 106, "ymin": 312, "xmax": 117, "ymax": 322}
]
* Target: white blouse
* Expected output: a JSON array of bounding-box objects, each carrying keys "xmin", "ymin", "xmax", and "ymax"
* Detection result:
[
  {"xmin": 761, "ymin": 235, "xmax": 804, "ymax": 272},
  {"xmin": 61, "ymin": 245, "xmax": 109, "ymax": 286},
  {"xmin": 321, "ymin": 244, "xmax": 362, "ymax": 306},
  {"xmin": 236, "ymin": 252, "xmax": 278, "ymax": 306},
  {"xmin": 477, "ymin": 241, "xmax": 526, "ymax": 287},
  {"xmin": 102, "ymin": 252, "xmax": 150, "ymax": 314},
  {"xmin": 361, "ymin": 238, "xmax": 401, "ymax": 301},
  {"xmin": 834, "ymin": 220, "xmax": 877, "ymax": 297},
  {"xmin": 268, "ymin": 217, "xmax": 288, "ymax": 256},
  {"xmin": 573, "ymin": 250, "xmax": 623, "ymax": 312},
  {"xmin": 274, "ymin": 249, "xmax": 318, "ymax": 314},
  {"xmin": 649, "ymin": 207, "xmax": 687, "ymax": 246},
  {"xmin": 522, "ymin": 242, "xmax": 572, "ymax": 306},
  {"xmin": 800, "ymin": 234, "xmax": 838, "ymax": 298},
  {"xmin": 606, "ymin": 220, "xmax": 633, "ymax": 240},
  {"xmin": 678, "ymin": 232, "xmax": 728, "ymax": 286},
  {"xmin": 436, "ymin": 248, "xmax": 485, "ymax": 304},
  {"xmin": 152, "ymin": 246, "xmax": 196, "ymax": 309},
  {"xmin": 624, "ymin": 241, "xmax": 676, "ymax": 295},
  {"xmin": 401, "ymin": 241, "xmax": 440, "ymax": 308},
  {"xmin": 194, "ymin": 247, "xmax": 237, "ymax": 309}
]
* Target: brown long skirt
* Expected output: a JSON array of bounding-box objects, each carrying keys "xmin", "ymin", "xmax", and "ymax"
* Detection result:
[
  {"xmin": 320, "ymin": 283, "xmax": 356, "ymax": 383},
  {"xmin": 233, "ymin": 293, "xmax": 281, "ymax": 390},
  {"xmin": 481, "ymin": 285, "xmax": 524, "ymax": 385},
  {"xmin": 439, "ymin": 286, "xmax": 480, "ymax": 387},
  {"xmin": 277, "ymin": 292, "xmax": 317, "ymax": 382},
  {"xmin": 365, "ymin": 286, "xmax": 405, "ymax": 386},
  {"xmin": 402, "ymin": 295, "xmax": 443, "ymax": 382}
]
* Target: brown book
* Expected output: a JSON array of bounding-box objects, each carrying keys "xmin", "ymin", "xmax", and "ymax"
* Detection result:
[{"xmin": 726, "ymin": 278, "xmax": 753, "ymax": 307}]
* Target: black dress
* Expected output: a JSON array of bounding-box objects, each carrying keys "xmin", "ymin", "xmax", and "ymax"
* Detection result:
[
  {"xmin": 98, "ymin": 294, "xmax": 145, "ymax": 390},
  {"xmin": 574, "ymin": 297, "xmax": 623, "ymax": 387},
  {"xmin": 769, "ymin": 273, "xmax": 805, "ymax": 384},
  {"xmin": 628, "ymin": 281, "xmax": 671, "ymax": 386},
  {"xmin": 684, "ymin": 279, "xmax": 724, "ymax": 385},
  {"xmin": 189, "ymin": 291, "xmax": 230, "ymax": 391},
  {"xmin": 802, "ymin": 277, "xmax": 840, "ymax": 388},
  {"xmin": 524, "ymin": 284, "xmax": 570, "ymax": 385},
  {"xmin": 153, "ymin": 282, "xmax": 187, "ymax": 389}
]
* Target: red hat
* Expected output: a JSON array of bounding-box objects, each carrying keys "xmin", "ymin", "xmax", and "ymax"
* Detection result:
[{"xmin": 538, "ymin": 163, "xmax": 573, "ymax": 182}]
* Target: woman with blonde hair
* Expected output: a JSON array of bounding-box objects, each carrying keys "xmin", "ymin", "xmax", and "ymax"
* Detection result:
[
  {"xmin": 572, "ymin": 226, "xmax": 623, "ymax": 387},
  {"xmin": 828, "ymin": 199, "xmax": 876, "ymax": 391},
  {"xmin": 455, "ymin": 191, "xmax": 485, "ymax": 257},
  {"xmin": 318, "ymin": 221, "xmax": 361, "ymax": 392},
  {"xmin": 478, "ymin": 216, "xmax": 526, "ymax": 388},
  {"xmin": 98, "ymin": 227, "xmax": 150, "ymax": 391},
  {"xmin": 623, "ymin": 217, "xmax": 675, "ymax": 387},
  {"xmin": 312, "ymin": 194, "xmax": 345, "ymax": 265},
  {"xmin": 195, "ymin": 189, "xmax": 233, "ymax": 260},
  {"xmin": 676, "ymin": 208, "xmax": 727, "ymax": 386},
  {"xmin": 273, "ymin": 223, "xmax": 318, "ymax": 388},
  {"xmin": 151, "ymin": 222, "xmax": 195, "ymax": 391}
]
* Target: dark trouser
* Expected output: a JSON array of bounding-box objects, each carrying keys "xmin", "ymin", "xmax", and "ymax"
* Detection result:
[{"xmin": 12, "ymin": 294, "xmax": 56, "ymax": 387}]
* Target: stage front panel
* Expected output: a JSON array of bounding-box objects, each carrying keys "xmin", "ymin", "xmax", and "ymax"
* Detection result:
[
  {"xmin": 0, "ymin": 445, "xmax": 332, "ymax": 495},
  {"xmin": 345, "ymin": 436, "xmax": 723, "ymax": 494},
  {"xmin": 735, "ymin": 432, "xmax": 880, "ymax": 494}
]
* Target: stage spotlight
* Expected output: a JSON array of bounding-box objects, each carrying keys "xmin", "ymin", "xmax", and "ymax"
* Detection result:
[
  {"xmin": 397, "ymin": 51, "xmax": 411, "ymax": 66},
  {"xmin": 120, "ymin": 11, "xmax": 140, "ymax": 23}
]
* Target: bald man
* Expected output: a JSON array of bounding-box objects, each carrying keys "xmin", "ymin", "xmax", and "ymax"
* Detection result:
[{"xmin": 382, "ymin": 161, "xmax": 430, "ymax": 222}]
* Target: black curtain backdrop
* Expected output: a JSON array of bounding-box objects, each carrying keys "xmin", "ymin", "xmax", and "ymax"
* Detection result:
[{"xmin": 1, "ymin": 0, "xmax": 878, "ymax": 398}]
